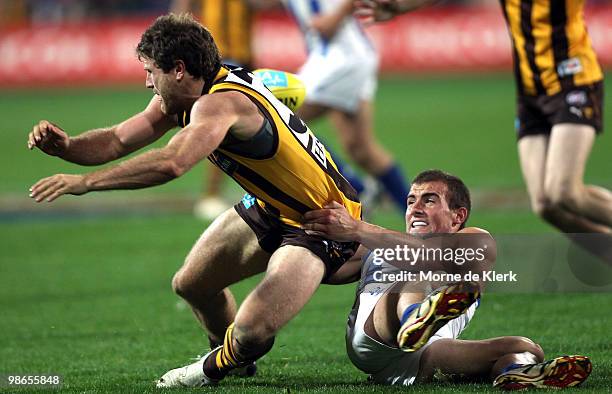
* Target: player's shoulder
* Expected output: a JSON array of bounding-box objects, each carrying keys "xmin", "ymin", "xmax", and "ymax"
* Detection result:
[
  {"xmin": 458, "ymin": 227, "xmax": 490, "ymax": 236},
  {"xmin": 192, "ymin": 90, "xmax": 255, "ymax": 118}
]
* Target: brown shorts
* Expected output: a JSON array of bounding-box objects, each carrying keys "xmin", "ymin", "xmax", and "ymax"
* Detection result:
[
  {"xmin": 235, "ymin": 193, "xmax": 359, "ymax": 283},
  {"xmin": 516, "ymin": 81, "xmax": 603, "ymax": 140}
]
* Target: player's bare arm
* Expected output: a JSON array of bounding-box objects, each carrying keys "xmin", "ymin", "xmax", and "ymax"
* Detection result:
[
  {"xmin": 27, "ymin": 95, "xmax": 177, "ymax": 166},
  {"xmin": 354, "ymin": 0, "xmax": 439, "ymax": 23},
  {"xmin": 29, "ymin": 91, "xmax": 263, "ymax": 202},
  {"xmin": 310, "ymin": 0, "xmax": 355, "ymax": 40},
  {"xmin": 303, "ymin": 201, "xmax": 496, "ymax": 276}
]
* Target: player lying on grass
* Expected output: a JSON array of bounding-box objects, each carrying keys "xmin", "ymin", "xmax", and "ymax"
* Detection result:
[{"xmin": 303, "ymin": 170, "xmax": 592, "ymax": 389}]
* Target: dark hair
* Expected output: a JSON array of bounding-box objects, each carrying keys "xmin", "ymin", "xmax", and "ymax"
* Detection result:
[
  {"xmin": 136, "ymin": 13, "xmax": 221, "ymax": 81},
  {"xmin": 412, "ymin": 169, "xmax": 471, "ymax": 228}
]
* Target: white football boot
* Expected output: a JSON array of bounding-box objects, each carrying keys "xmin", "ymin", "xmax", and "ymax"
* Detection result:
[{"xmin": 156, "ymin": 347, "xmax": 221, "ymax": 388}]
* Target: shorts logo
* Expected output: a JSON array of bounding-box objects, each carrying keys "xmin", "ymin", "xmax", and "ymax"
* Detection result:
[
  {"xmin": 256, "ymin": 70, "xmax": 288, "ymax": 88},
  {"xmin": 569, "ymin": 106, "xmax": 583, "ymax": 118},
  {"xmin": 241, "ymin": 193, "xmax": 256, "ymax": 209},
  {"xmin": 566, "ymin": 91, "xmax": 587, "ymax": 106},
  {"xmin": 557, "ymin": 57, "xmax": 583, "ymax": 77}
]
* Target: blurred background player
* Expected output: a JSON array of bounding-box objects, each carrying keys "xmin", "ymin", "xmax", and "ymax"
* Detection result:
[
  {"xmin": 281, "ymin": 0, "xmax": 411, "ymax": 213},
  {"xmin": 355, "ymin": 1, "xmax": 612, "ymax": 238},
  {"xmin": 171, "ymin": 0, "xmax": 256, "ymax": 220},
  {"xmin": 302, "ymin": 169, "xmax": 592, "ymax": 389}
]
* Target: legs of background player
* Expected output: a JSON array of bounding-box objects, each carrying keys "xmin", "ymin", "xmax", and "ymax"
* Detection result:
[
  {"xmin": 417, "ymin": 337, "xmax": 544, "ymax": 382},
  {"xmin": 172, "ymin": 208, "xmax": 270, "ymax": 343},
  {"xmin": 194, "ymin": 165, "xmax": 231, "ymax": 221},
  {"xmin": 297, "ymin": 103, "xmax": 366, "ymax": 194},
  {"xmin": 201, "ymin": 245, "xmax": 326, "ymax": 379},
  {"xmin": 298, "ymin": 100, "xmax": 411, "ymax": 211},
  {"xmin": 518, "ymin": 128, "xmax": 611, "ymax": 233},
  {"xmin": 329, "ymin": 101, "xmax": 410, "ymax": 211},
  {"xmin": 545, "ymin": 124, "xmax": 612, "ymax": 229}
]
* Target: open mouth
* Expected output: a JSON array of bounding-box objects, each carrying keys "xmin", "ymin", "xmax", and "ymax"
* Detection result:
[{"xmin": 411, "ymin": 220, "xmax": 428, "ymax": 229}]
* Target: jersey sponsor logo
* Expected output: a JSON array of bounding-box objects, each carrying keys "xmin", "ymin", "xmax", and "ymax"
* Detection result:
[
  {"xmin": 566, "ymin": 90, "xmax": 587, "ymax": 106},
  {"xmin": 557, "ymin": 57, "xmax": 583, "ymax": 77},
  {"xmin": 241, "ymin": 193, "xmax": 256, "ymax": 209}
]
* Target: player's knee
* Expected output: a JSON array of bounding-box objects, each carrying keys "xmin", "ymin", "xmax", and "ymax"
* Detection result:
[
  {"xmin": 171, "ymin": 269, "xmax": 209, "ymax": 301},
  {"xmin": 233, "ymin": 321, "xmax": 277, "ymax": 352},
  {"xmin": 501, "ymin": 336, "xmax": 543, "ymax": 359},
  {"xmin": 345, "ymin": 141, "xmax": 372, "ymax": 167},
  {"xmin": 543, "ymin": 178, "xmax": 581, "ymax": 212}
]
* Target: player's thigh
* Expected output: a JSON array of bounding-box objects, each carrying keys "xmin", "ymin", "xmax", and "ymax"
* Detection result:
[
  {"xmin": 417, "ymin": 336, "xmax": 541, "ymax": 381},
  {"xmin": 544, "ymin": 124, "xmax": 596, "ymax": 199},
  {"xmin": 175, "ymin": 208, "xmax": 269, "ymax": 293},
  {"xmin": 296, "ymin": 102, "xmax": 329, "ymax": 123},
  {"xmin": 234, "ymin": 245, "xmax": 326, "ymax": 337},
  {"xmin": 517, "ymin": 134, "xmax": 549, "ymax": 211}
]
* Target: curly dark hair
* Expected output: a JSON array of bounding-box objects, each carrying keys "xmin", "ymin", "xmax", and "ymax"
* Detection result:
[
  {"xmin": 136, "ymin": 13, "xmax": 221, "ymax": 81},
  {"xmin": 412, "ymin": 169, "xmax": 471, "ymax": 228}
]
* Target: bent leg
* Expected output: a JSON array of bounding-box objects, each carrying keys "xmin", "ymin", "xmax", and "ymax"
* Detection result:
[
  {"xmin": 202, "ymin": 245, "xmax": 326, "ymax": 378},
  {"xmin": 233, "ymin": 245, "xmax": 326, "ymax": 343},
  {"xmin": 330, "ymin": 101, "xmax": 409, "ymax": 210},
  {"xmin": 545, "ymin": 124, "xmax": 612, "ymax": 230},
  {"xmin": 172, "ymin": 208, "xmax": 270, "ymax": 342},
  {"xmin": 417, "ymin": 336, "xmax": 544, "ymax": 382}
]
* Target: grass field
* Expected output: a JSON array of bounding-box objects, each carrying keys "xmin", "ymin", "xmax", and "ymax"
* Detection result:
[{"xmin": 1, "ymin": 74, "xmax": 611, "ymax": 392}]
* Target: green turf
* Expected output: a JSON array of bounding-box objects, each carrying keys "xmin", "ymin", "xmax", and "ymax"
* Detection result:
[
  {"xmin": 1, "ymin": 215, "xmax": 610, "ymax": 393},
  {"xmin": 1, "ymin": 75, "xmax": 611, "ymax": 392}
]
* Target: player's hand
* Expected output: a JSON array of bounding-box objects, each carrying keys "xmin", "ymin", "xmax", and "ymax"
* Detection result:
[
  {"xmin": 302, "ymin": 201, "xmax": 361, "ymax": 242},
  {"xmin": 354, "ymin": 0, "xmax": 398, "ymax": 24},
  {"xmin": 29, "ymin": 174, "xmax": 88, "ymax": 202},
  {"xmin": 28, "ymin": 120, "xmax": 70, "ymax": 157}
]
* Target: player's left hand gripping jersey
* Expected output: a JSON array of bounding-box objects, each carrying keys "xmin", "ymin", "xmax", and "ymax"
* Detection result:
[{"xmin": 180, "ymin": 66, "xmax": 361, "ymax": 227}]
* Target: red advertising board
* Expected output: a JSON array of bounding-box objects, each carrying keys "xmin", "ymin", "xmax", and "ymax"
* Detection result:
[{"xmin": 1, "ymin": 7, "xmax": 611, "ymax": 86}]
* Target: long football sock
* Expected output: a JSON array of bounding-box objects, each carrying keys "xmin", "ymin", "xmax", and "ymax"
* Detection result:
[
  {"xmin": 377, "ymin": 163, "xmax": 410, "ymax": 212},
  {"xmin": 202, "ymin": 323, "xmax": 274, "ymax": 380}
]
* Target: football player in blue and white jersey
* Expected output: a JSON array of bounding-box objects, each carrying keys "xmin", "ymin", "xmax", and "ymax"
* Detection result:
[{"xmin": 283, "ymin": 0, "xmax": 411, "ymax": 212}]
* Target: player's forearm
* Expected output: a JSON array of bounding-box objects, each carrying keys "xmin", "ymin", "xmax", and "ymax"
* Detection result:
[
  {"xmin": 394, "ymin": 0, "xmax": 440, "ymax": 13},
  {"xmin": 62, "ymin": 128, "xmax": 125, "ymax": 166},
  {"xmin": 82, "ymin": 148, "xmax": 183, "ymax": 192},
  {"xmin": 354, "ymin": 221, "xmax": 444, "ymax": 250},
  {"xmin": 310, "ymin": 0, "xmax": 354, "ymax": 40}
]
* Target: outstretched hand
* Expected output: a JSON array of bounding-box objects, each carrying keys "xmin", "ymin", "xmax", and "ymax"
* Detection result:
[
  {"xmin": 29, "ymin": 174, "xmax": 88, "ymax": 202},
  {"xmin": 302, "ymin": 201, "xmax": 362, "ymax": 242},
  {"xmin": 27, "ymin": 120, "xmax": 70, "ymax": 157}
]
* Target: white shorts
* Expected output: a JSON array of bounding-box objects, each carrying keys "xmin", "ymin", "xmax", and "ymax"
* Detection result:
[
  {"xmin": 346, "ymin": 292, "xmax": 477, "ymax": 386},
  {"xmin": 298, "ymin": 48, "xmax": 378, "ymax": 113}
]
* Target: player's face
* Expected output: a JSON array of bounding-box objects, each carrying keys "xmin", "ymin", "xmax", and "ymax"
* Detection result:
[
  {"xmin": 405, "ymin": 181, "xmax": 459, "ymax": 235},
  {"xmin": 143, "ymin": 58, "xmax": 181, "ymax": 115}
]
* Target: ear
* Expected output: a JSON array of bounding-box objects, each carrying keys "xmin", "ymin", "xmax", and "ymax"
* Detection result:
[
  {"xmin": 452, "ymin": 207, "xmax": 468, "ymax": 229},
  {"xmin": 174, "ymin": 60, "xmax": 186, "ymax": 81}
]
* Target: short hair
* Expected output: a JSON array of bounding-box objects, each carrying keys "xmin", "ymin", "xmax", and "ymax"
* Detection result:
[
  {"xmin": 412, "ymin": 169, "xmax": 471, "ymax": 228},
  {"xmin": 136, "ymin": 13, "xmax": 221, "ymax": 81}
]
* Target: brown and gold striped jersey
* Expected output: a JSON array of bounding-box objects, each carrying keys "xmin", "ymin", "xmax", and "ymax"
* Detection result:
[
  {"xmin": 179, "ymin": 66, "xmax": 361, "ymax": 227},
  {"xmin": 199, "ymin": 0, "xmax": 253, "ymax": 67},
  {"xmin": 500, "ymin": 0, "xmax": 602, "ymax": 96}
]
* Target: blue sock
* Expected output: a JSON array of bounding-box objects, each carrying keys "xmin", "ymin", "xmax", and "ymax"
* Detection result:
[
  {"xmin": 377, "ymin": 164, "xmax": 410, "ymax": 211},
  {"xmin": 500, "ymin": 363, "xmax": 524, "ymax": 374},
  {"xmin": 399, "ymin": 303, "xmax": 420, "ymax": 326},
  {"xmin": 324, "ymin": 143, "xmax": 365, "ymax": 194}
]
